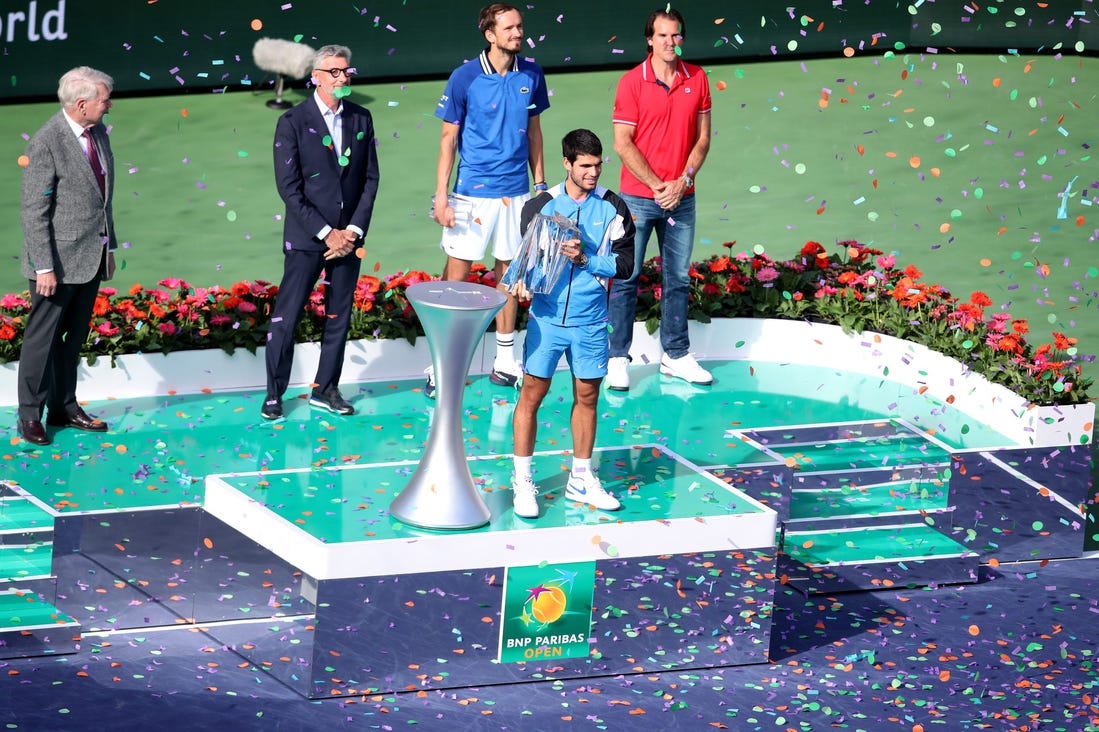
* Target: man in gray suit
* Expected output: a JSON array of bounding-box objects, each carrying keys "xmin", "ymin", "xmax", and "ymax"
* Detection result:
[{"xmin": 16, "ymin": 66, "xmax": 117, "ymax": 446}]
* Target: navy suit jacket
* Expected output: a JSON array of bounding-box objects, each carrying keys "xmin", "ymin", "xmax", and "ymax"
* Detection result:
[{"xmin": 273, "ymin": 96, "xmax": 379, "ymax": 251}]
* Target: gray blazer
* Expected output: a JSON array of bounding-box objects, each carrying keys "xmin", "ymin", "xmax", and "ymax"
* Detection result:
[{"xmin": 20, "ymin": 110, "xmax": 117, "ymax": 284}]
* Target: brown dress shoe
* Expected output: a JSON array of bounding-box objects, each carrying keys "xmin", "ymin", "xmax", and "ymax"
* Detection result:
[
  {"xmin": 47, "ymin": 406, "xmax": 108, "ymax": 432},
  {"xmin": 18, "ymin": 418, "xmax": 51, "ymax": 446}
]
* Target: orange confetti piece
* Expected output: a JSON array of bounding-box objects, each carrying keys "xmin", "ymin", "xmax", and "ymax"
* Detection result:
[
  {"xmin": 18, "ymin": 155, "xmax": 30, "ymax": 167},
  {"xmin": 715, "ymin": 80, "xmax": 727, "ymax": 91},
  {"xmin": 968, "ymin": 624, "xmax": 980, "ymax": 636},
  {"xmin": 203, "ymin": 537, "xmax": 214, "ymax": 549},
  {"xmin": 250, "ymin": 18, "xmax": 263, "ymax": 31},
  {"xmin": 909, "ymin": 156, "xmax": 921, "ymax": 169}
]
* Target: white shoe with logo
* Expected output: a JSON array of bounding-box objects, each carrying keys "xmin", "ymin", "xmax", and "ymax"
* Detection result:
[
  {"xmin": 659, "ymin": 353, "xmax": 713, "ymax": 385},
  {"xmin": 512, "ymin": 474, "xmax": 539, "ymax": 518},
  {"xmin": 606, "ymin": 357, "xmax": 630, "ymax": 391},
  {"xmin": 491, "ymin": 358, "xmax": 523, "ymax": 388},
  {"xmin": 564, "ymin": 472, "xmax": 621, "ymax": 511},
  {"xmin": 423, "ymin": 365, "xmax": 436, "ymax": 399}
]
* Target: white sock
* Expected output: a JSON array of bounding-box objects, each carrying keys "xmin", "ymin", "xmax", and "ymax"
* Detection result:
[
  {"xmin": 571, "ymin": 457, "xmax": 591, "ymax": 477},
  {"xmin": 496, "ymin": 332, "xmax": 515, "ymax": 365},
  {"xmin": 513, "ymin": 454, "xmax": 532, "ymax": 480}
]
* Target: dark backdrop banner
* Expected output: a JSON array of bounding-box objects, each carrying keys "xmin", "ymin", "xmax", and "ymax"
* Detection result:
[{"xmin": 2, "ymin": 0, "xmax": 1096, "ymax": 101}]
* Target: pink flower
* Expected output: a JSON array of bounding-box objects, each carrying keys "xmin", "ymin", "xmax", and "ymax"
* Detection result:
[
  {"xmin": 96, "ymin": 322, "xmax": 119, "ymax": 336},
  {"xmin": 756, "ymin": 266, "xmax": 780, "ymax": 283},
  {"xmin": 158, "ymin": 322, "xmax": 177, "ymax": 336},
  {"xmin": 0, "ymin": 293, "xmax": 30, "ymax": 309},
  {"xmin": 236, "ymin": 301, "xmax": 257, "ymax": 313}
]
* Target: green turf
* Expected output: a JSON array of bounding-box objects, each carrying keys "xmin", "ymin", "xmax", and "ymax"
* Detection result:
[{"xmin": 2, "ymin": 53, "xmax": 1096, "ymax": 384}]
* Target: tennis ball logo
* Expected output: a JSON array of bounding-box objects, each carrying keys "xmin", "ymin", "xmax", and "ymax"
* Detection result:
[{"xmin": 529, "ymin": 584, "xmax": 567, "ymax": 624}]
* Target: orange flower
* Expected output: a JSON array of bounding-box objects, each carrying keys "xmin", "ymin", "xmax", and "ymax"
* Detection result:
[
  {"xmin": 969, "ymin": 291, "xmax": 992, "ymax": 307},
  {"xmin": 1052, "ymin": 332, "xmax": 1077, "ymax": 351},
  {"xmin": 92, "ymin": 294, "xmax": 111, "ymax": 316}
]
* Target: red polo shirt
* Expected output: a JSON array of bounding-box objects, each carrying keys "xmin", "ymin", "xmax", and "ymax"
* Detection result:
[{"xmin": 612, "ymin": 55, "xmax": 711, "ymax": 198}]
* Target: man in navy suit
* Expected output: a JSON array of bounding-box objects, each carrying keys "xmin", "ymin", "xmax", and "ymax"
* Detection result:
[
  {"xmin": 263, "ymin": 44, "xmax": 380, "ymax": 420},
  {"xmin": 17, "ymin": 66, "xmax": 118, "ymax": 446}
]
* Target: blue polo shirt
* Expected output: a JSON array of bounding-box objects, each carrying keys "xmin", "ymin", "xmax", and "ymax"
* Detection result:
[{"xmin": 436, "ymin": 50, "xmax": 550, "ymax": 198}]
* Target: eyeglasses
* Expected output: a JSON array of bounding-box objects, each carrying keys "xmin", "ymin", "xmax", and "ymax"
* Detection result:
[{"xmin": 314, "ymin": 67, "xmax": 355, "ymax": 79}]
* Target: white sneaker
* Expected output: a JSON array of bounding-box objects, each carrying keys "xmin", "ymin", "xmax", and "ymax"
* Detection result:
[
  {"xmin": 490, "ymin": 358, "xmax": 523, "ymax": 388},
  {"xmin": 659, "ymin": 353, "xmax": 713, "ymax": 385},
  {"xmin": 564, "ymin": 472, "xmax": 621, "ymax": 511},
  {"xmin": 606, "ymin": 357, "xmax": 630, "ymax": 391},
  {"xmin": 423, "ymin": 365, "xmax": 436, "ymax": 399},
  {"xmin": 512, "ymin": 474, "xmax": 539, "ymax": 518}
]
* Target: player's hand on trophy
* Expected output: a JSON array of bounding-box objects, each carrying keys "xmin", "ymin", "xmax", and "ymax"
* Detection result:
[{"xmin": 508, "ymin": 280, "xmax": 532, "ymax": 302}]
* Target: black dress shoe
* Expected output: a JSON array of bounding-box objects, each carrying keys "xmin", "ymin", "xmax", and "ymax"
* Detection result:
[
  {"xmin": 47, "ymin": 406, "xmax": 108, "ymax": 432},
  {"xmin": 260, "ymin": 397, "xmax": 283, "ymax": 421},
  {"xmin": 18, "ymin": 418, "xmax": 50, "ymax": 446},
  {"xmin": 309, "ymin": 388, "xmax": 355, "ymax": 415}
]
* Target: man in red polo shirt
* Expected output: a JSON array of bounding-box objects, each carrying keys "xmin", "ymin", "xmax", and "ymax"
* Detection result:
[{"xmin": 607, "ymin": 7, "xmax": 713, "ymax": 391}]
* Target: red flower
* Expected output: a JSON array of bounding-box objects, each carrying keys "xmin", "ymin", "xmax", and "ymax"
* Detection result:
[{"xmin": 800, "ymin": 239, "xmax": 826, "ymax": 256}]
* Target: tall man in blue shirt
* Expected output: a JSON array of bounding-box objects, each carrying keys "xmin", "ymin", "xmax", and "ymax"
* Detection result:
[
  {"xmin": 429, "ymin": 3, "xmax": 550, "ymax": 396},
  {"xmin": 508, "ymin": 129, "xmax": 636, "ymax": 519}
]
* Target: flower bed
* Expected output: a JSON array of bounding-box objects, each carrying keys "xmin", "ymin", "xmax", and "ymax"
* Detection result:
[{"xmin": 0, "ymin": 241, "xmax": 1092, "ymax": 408}]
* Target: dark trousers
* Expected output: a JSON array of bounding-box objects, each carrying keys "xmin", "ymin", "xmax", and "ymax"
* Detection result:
[
  {"xmin": 17, "ymin": 276, "xmax": 102, "ymax": 421},
  {"xmin": 264, "ymin": 248, "xmax": 362, "ymax": 399}
]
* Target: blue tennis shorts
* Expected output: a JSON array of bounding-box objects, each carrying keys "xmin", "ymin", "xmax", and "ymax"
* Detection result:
[{"xmin": 522, "ymin": 317, "xmax": 609, "ymax": 380}]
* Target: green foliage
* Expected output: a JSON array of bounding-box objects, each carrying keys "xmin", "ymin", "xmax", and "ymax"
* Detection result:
[
  {"xmin": 1, "ymin": 246, "xmax": 1091, "ymax": 406},
  {"xmin": 632, "ymin": 240, "xmax": 1093, "ymax": 407}
]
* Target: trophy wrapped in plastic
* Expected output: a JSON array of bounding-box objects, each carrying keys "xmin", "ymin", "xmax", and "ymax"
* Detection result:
[{"xmin": 501, "ymin": 212, "xmax": 581, "ymax": 295}]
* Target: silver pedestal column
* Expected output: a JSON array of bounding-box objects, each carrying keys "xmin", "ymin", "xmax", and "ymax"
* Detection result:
[{"xmin": 389, "ymin": 281, "xmax": 507, "ymax": 530}]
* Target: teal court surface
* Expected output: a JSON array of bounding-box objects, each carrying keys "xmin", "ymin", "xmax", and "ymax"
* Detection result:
[{"xmin": 2, "ymin": 359, "xmax": 1015, "ymax": 518}]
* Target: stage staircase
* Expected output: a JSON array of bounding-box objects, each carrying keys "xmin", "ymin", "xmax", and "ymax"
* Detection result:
[
  {"xmin": 0, "ymin": 483, "xmax": 80, "ymax": 659},
  {"xmin": 719, "ymin": 419, "xmax": 980, "ymax": 594}
]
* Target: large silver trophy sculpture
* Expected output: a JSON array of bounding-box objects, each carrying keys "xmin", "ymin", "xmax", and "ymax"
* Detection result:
[{"xmin": 389, "ymin": 281, "xmax": 506, "ymax": 530}]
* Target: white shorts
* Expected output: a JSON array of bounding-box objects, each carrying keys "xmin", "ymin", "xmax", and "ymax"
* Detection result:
[{"xmin": 439, "ymin": 192, "xmax": 531, "ymax": 262}]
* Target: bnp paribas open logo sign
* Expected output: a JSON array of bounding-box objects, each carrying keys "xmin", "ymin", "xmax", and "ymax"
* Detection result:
[{"xmin": 497, "ymin": 561, "xmax": 596, "ymax": 664}]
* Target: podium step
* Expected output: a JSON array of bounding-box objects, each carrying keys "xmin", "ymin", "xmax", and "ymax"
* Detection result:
[
  {"xmin": 0, "ymin": 495, "xmax": 56, "ymax": 537},
  {"xmin": 0, "ymin": 542, "xmax": 54, "ymax": 583},
  {"xmin": 0, "ymin": 588, "xmax": 80, "ymax": 659},
  {"xmin": 781, "ymin": 522, "xmax": 979, "ymax": 594},
  {"xmin": 789, "ymin": 475, "xmax": 950, "ymax": 520}
]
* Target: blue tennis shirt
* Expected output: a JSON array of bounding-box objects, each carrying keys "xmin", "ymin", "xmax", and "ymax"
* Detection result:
[{"xmin": 436, "ymin": 50, "xmax": 550, "ymax": 198}]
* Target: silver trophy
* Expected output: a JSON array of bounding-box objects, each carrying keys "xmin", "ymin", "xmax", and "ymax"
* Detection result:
[{"xmin": 501, "ymin": 212, "xmax": 580, "ymax": 295}]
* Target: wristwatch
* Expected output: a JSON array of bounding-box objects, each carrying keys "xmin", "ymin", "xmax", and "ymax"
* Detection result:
[
  {"xmin": 575, "ymin": 252, "xmax": 588, "ymax": 268},
  {"xmin": 681, "ymin": 174, "xmax": 694, "ymax": 188}
]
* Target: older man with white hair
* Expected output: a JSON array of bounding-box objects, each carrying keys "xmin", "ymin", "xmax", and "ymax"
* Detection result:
[{"xmin": 17, "ymin": 66, "xmax": 118, "ymax": 446}]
